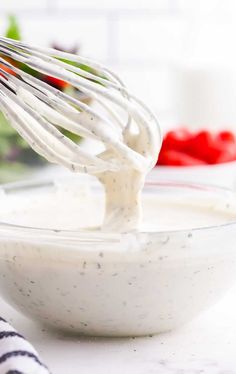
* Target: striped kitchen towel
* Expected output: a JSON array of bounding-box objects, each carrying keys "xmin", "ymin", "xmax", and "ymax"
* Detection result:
[{"xmin": 0, "ymin": 317, "xmax": 50, "ymax": 374}]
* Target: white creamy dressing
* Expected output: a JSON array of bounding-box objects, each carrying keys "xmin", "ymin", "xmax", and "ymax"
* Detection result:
[
  {"xmin": 1, "ymin": 186, "xmax": 236, "ymax": 232},
  {"xmin": 1, "ymin": 181, "xmax": 236, "ymax": 336}
]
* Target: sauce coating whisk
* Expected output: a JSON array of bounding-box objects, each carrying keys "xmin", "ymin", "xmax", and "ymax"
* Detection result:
[{"xmin": 0, "ymin": 36, "xmax": 162, "ymax": 230}]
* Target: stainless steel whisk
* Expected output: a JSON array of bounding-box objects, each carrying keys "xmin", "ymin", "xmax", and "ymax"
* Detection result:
[{"xmin": 0, "ymin": 36, "xmax": 161, "ymax": 177}]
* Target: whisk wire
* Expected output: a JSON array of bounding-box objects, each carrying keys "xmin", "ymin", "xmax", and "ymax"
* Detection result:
[{"xmin": 0, "ymin": 37, "xmax": 161, "ymax": 175}]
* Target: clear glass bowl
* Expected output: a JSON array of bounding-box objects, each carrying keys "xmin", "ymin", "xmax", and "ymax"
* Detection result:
[{"xmin": 0, "ymin": 178, "xmax": 236, "ymax": 337}]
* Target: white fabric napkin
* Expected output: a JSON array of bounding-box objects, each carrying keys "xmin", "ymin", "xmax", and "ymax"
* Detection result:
[{"xmin": 0, "ymin": 317, "xmax": 50, "ymax": 374}]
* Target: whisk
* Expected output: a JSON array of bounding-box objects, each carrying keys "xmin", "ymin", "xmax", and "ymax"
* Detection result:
[{"xmin": 0, "ymin": 36, "xmax": 162, "ymax": 230}]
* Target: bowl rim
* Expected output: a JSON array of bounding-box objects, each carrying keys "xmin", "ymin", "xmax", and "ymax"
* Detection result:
[{"xmin": 0, "ymin": 177, "xmax": 236, "ymax": 240}]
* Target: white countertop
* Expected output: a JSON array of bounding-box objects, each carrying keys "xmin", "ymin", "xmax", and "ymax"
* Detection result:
[{"xmin": 2, "ymin": 286, "xmax": 236, "ymax": 374}]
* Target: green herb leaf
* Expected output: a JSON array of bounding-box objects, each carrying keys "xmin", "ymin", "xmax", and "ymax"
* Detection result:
[
  {"xmin": 5, "ymin": 15, "xmax": 21, "ymax": 40},
  {"xmin": 0, "ymin": 112, "xmax": 16, "ymax": 136}
]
